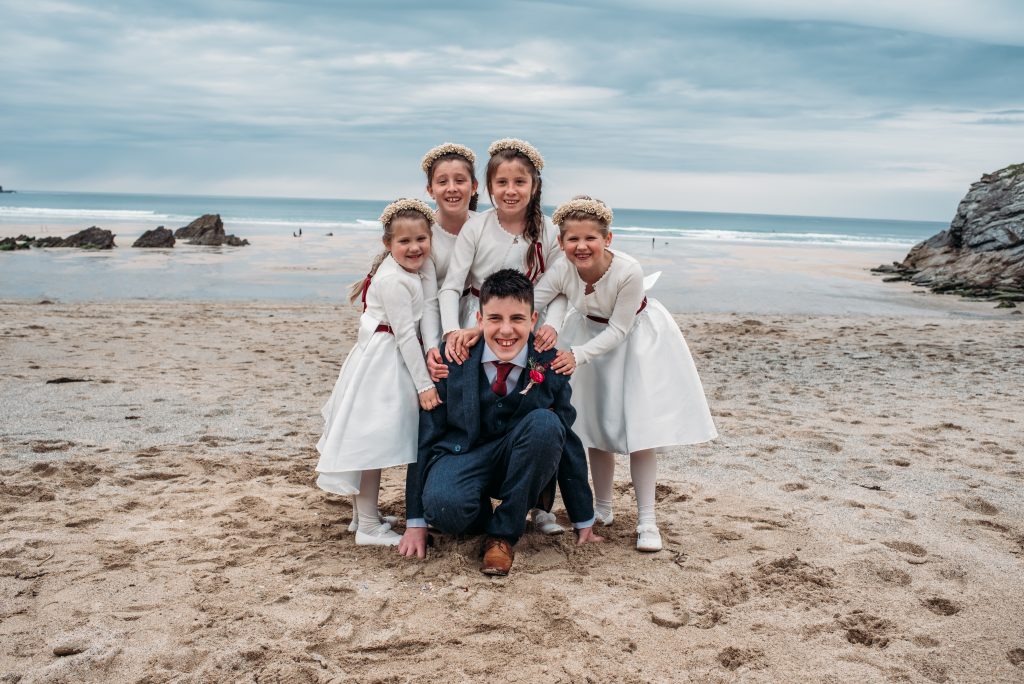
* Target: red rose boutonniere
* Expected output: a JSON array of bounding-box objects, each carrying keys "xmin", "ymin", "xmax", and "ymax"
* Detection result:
[{"xmin": 520, "ymin": 358, "xmax": 550, "ymax": 395}]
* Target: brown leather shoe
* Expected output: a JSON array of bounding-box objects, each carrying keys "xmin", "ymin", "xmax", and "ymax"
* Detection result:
[{"xmin": 481, "ymin": 537, "xmax": 514, "ymax": 576}]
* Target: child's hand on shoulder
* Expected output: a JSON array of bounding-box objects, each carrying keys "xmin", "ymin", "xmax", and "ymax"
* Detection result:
[
  {"xmin": 534, "ymin": 324, "xmax": 558, "ymax": 352},
  {"xmin": 550, "ymin": 349, "xmax": 576, "ymax": 375},
  {"xmin": 418, "ymin": 387, "xmax": 442, "ymax": 411}
]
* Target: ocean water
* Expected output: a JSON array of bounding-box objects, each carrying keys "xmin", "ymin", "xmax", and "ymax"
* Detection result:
[
  {"xmin": 0, "ymin": 189, "xmax": 969, "ymax": 315},
  {"xmin": 0, "ymin": 190, "xmax": 943, "ymax": 247}
]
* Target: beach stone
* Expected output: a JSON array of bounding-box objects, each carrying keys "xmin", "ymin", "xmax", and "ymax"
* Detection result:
[
  {"xmin": 32, "ymin": 236, "xmax": 65, "ymax": 248},
  {"xmin": 875, "ymin": 163, "xmax": 1024, "ymax": 299},
  {"xmin": 132, "ymin": 226, "xmax": 175, "ymax": 248},
  {"xmin": 224, "ymin": 234, "xmax": 250, "ymax": 246},
  {"xmin": 59, "ymin": 226, "xmax": 116, "ymax": 249}
]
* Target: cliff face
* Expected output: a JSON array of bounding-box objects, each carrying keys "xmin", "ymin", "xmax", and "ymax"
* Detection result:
[{"xmin": 875, "ymin": 164, "xmax": 1024, "ymax": 302}]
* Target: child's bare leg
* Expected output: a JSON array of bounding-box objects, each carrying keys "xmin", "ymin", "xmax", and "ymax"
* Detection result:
[{"xmin": 588, "ymin": 448, "xmax": 616, "ymax": 525}]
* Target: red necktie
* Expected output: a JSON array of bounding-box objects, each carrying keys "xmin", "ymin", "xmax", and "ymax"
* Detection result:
[{"xmin": 491, "ymin": 362, "xmax": 515, "ymax": 397}]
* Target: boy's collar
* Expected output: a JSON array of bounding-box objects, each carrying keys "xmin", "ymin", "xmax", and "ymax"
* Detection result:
[{"xmin": 481, "ymin": 341, "xmax": 530, "ymax": 368}]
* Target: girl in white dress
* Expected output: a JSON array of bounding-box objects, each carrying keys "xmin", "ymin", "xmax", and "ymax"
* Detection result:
[
  {"xmin": 315, "ymin": 198, "xmax": 442, "ymax": 547},
  {"xmin": 420, "ymin": 142, "xmax": 479, "ymax": 375},
  {"xmin": 536, "ymin": 196, "xmax": 718, "ymax": 551},
  {"xmin": 438, "ymin": 138, "xmax": 569, "ymax": 535},
  {"xmin": 439, "ymin": 138, "xmax": 567, "ymax": 362}
]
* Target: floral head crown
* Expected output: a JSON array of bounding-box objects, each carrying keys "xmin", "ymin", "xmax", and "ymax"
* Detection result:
[
  {"xmin": 487, "ymin": 138, "xmax": 545, "ymax": 172},
  {"xmin": 379, "ymin": 198, "xmax": 436, "ymax": 227},
  {"xmin": 421, "ymin": 143, "xmax": 476, "ymax": 174},
  {"xmin": 552, "ymin": 196, "xmax": 614, "ymax": 226}
]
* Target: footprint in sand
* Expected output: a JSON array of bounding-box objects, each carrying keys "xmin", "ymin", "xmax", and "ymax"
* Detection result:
[
  {"xmin": 883, "ymin": 540, "xmax": 928, "ymax": 564},
  {"xmin": 1008, "ymin": 648, "xmax": 1024, "ymax": 667},
  {"xmin": 959, "ymin": 496, "xmax": 999, "ymax": 515},
  {"xmin": 717, "ymin": 646, "xmax": 765, "ymax": 671},
  {"xmin": 838, "ymin": 611, "xmax": 894, "ymax": 648},
  {"xmin": 922, "ymin": 597, "xmax": 961, "ymax": 616},
  {"xmin": 780, "ymin": 482, "xmax": 808, "ymax": 492}
]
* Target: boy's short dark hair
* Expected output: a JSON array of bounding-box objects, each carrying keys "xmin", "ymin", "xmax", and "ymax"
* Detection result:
[{"xmin": 479, "ymin": 269, "xmax": 534, "ymax": 312}]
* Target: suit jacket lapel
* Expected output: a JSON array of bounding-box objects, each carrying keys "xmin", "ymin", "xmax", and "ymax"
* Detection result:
[{"xmin": 450, "ymin": 339, "xmax": 485, "ymax": 444}]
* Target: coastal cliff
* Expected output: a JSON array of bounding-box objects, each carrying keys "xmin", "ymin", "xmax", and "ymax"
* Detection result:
[{"xmin": 875, "ymin": 163, "xmax": 1024, "ymax": 304}]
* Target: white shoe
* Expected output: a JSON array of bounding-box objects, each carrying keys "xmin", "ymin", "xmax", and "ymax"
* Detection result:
[
  {"xmin": 531, "ymin": 509, "xmax": 566, "ymax": 535},
  {"xmin": 348, "ymin": 514, "xmax": 398, "ymax": 533},
  {"xmin": 636, "ymin": 524, "xmax": 662, "ymax": 552},
  {"xmin": 594, "ymin": 508, "xmax": 614, "ymax": 526},
  {"xmin": 354, "ymin": 522, "xmax": 401, "ymax": 546}
]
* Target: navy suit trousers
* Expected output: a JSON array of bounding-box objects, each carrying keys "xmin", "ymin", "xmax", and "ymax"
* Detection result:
[{"xmin": 422, "ymin": 409, "xmax": 564, "ymax": 544}]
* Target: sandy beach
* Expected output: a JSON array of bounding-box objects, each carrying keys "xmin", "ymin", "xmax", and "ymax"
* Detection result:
[{"xmin": 1, "ymin": 298, "xmax": 1022, "ymax": 682}]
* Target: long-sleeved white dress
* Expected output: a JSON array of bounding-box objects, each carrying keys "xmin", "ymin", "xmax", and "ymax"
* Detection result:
[
  {"xmin": 438, "ymin": 208, "xmax": 567, "ymax": 333},
  {"xmin": 534, "ymin": 249, "xmax": 718, "ymax": 454},
  {"xmin": 315, "ymin": 255, "xmax": 435, "ymax": 494}
]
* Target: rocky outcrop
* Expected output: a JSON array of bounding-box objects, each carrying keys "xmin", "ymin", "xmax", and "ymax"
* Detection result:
[
  {"xmin": 0, "ymin": 236, "xmax": 31, "ymax": 251},
  {"xmin": 132, "ymin": 227, "xmax": 175, "ymax": 248},
  {"xmin": 32, "ymin": 237, "xmax": 64, "ymax": 248},
  {"xmin": 174, "ymin": 214, "xmax": 249, "ymax": 247},
  {"xmin": 59, "ymin": 227, "xmax": 116, "ymax": 249},
  {"xmin": 875, "ymin": 163, "xmax": 1024, "ymax": 303}
]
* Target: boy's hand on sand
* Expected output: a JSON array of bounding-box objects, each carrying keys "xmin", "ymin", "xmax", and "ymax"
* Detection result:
[
  {"xmin": 534, "ymin": 324, "xmax": 557, "ymax": 352},
  {"xmin": 426, "ymin": 347, "xmax": 448, "ymax": 381},
  {"xmin": 398, "ymin": 527, "xmax": 428, "ymax": 559},
  {"xmin": 575, "ymin": 526, "xmax": 604, "ymax": 545},
  {"xmin": 444, "ymin": 328, "xmax": 481, "ymax": 364},
  {"xmin": 551, "ymin": 349, "xmax": 576, "ymax": 375},
  {"xmin": 418, "ymin": 387, "xmax": 442, "ymax": 411}
]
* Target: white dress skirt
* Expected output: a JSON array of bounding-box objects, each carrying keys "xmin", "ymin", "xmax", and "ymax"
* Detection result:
[
  {"xmin": 315, "ymin": 256, "xmax": 434, "ymax": 495},
  {"xmin": 535, "ymin": 249, "xmax": 717, "ymax": 455}
]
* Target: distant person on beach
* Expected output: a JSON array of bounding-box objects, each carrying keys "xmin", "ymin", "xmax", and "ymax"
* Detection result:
[
  {"xmin": 398, "ymin": 269, "xmax": 600, "ymax": 574},
  {"xmin": 314, "ymin": 199, "xmax": 442, "ymax": 547},
  {"xmin": 435, "ymin": 137, "xmax": 569, "ymax": 532},
  {"xmin": 420, "ymin": 142, "xmax": 479, "ymax": 376},
  {"xmin": 533, "ymin": 196, "xmax": 718, "ymax": 551}
]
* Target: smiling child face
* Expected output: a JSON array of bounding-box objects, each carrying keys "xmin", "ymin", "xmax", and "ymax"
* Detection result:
[
  {"xmin": 559, "ymin": 218, "xmax": 612, "ymax": 271},
  {"xmin": 489, "ymin": 159, "xmax": 535, "ymax": 222},
  {"xmin": 477, "ymin": 296, "xmax": 538, "ymax": 362},
  {"xmin": 428, "ymin": 159, "xmax": 477, "ymax": 218},
  {"xmin": 386, "ymin": 217, "xmax": 431, "ymax": 273}
]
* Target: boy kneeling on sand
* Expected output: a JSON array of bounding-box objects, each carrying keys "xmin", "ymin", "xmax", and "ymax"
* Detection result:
[{"xmin": 398, "ymin": 269, "xmax": 602, "ymax": 575}]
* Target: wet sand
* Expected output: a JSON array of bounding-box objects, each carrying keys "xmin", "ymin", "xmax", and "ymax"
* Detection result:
[{"xmin": 1, "ymin": 299, "xmax": 1022, "ymax": 682}]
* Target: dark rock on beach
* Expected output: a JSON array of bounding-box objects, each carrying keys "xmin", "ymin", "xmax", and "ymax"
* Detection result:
[
  {"xmin": 53, "ymin": 227, "xmax": 117, "ymax": 249},
  {"xmin": 0, "ymin": 236, "xmax": 31, "ymax": 251},
  {"xmin": 875, "ymin": 163, "xmax": 1024, "ymax": 302},
  {"xmin": 132, "ymin": 226, "xmax": 175, "ymax": 248},
  {"xmin": 175, "ymin": 214, "xmax": 249, "ymax": 247},
  {"xmin": 32, "ymin": 236, "xmax": 65, "ymax": 248}
]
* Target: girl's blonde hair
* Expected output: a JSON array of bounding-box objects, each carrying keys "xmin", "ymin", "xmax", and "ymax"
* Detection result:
[
  {"xmin": 552, "ymin": 195, "xmax": 613, "ymax": 238},
  {"xmin": 348, "ymin": 200, "xmax": 434, "ymax": 304}
]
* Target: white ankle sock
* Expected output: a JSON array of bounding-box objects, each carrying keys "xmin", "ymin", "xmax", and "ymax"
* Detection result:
[
  {"xmin": 631, "ymin": 449, "xmax": 658, "ymax": 528},
  {"xmin": 354, "ymin": 469, "xmax": 390, "ymax": 535}
]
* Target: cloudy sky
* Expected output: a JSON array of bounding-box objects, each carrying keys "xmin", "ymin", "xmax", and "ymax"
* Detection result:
[{"xmin": 2, "ymin": 1, "xmax": 1022, "ymax": 220}]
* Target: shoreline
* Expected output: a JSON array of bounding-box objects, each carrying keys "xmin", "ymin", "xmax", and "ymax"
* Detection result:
[
  {"xmin": 0, "ymin": 231, "xmax": 1015, "ymax": 318},
  {"xmin": 1, "ymin": 300, "xmax": 1022, "ymax": 680}
]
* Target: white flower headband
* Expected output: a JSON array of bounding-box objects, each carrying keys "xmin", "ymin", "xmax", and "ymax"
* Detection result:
[
  {"xmin": 379, "ymin": 198, "xmax": 436, "ymax": 227},
  {"xmin": 421, "ymin": 142, "xmax": 476, "ymax": 174},
  {"xmin": 552, "ymin": 197, "xmax": 614, "ymax": 226},
  {"xmin": 487, "ymin": 138, "xmax": 545, "ymax": 172}
]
